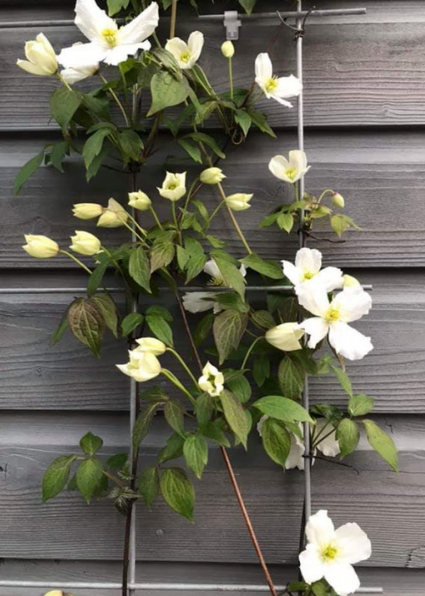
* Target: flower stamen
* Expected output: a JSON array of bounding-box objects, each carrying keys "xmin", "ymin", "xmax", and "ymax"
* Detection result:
[{"xmin": 102, "ymin": 28, "xmax": 118, "ymax": 47}]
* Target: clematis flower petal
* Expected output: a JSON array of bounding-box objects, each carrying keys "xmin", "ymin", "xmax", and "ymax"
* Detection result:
[
  {"xmin": 296, "ymin": 282, "xmax": 330, "ymax": 318},
  {"xmin": 276, "ymin": 75, "xmax": 303, "ymax": 99},
  {"xmin": 334, "ymin": 523, "xmax": 372, "ymax": 565},
  {"xmin": 74, "ymin": 0, "xmax": 116, "ymax": 42},
  {"xmin": 333, "ymin": 287, "xmax": 372, "ymax": 323},
  {"xmin": 306, "ymin": 510, "xmax": 335, "ymax": 547},
  {"xmin": 328, "ymin": 321, "xmax": 373, "ymax": 361},
  {"xmin": 289, "ymin": 149, "xmax": 308, "ymax": 174},
  {"xmin": 104, "ymin": 41, "xmax": 151, "ymax": 65},
  {"xmin": 281, "ymin": 260, "xmax": 302, "ymax": 286},
  {"xmin": 315, "ymin": 419, "xmax": 340, "ymax": 457},
  {"xmin": 317, "ymin": 266, "xmax": 344, "ymax": 292},
  {"xmin": 188, "ymin": 31, "xmax": 204, "ymax": 62},
  {"xmin": 324, "ymin": 561, "xmax": 360, "ymax": 596},
  {"xmin": 295, "ymin": 247, "xmax": 322, "ymax": 276},
  {"xmin": 117, "ymin": 2, "xmax": 159, "ymax": 44},
  {"xmin": 255, "ymin": 52, "xmax": 273, "ymax": 83},
  {"xmin": 58, "ymin": 42, "xmax": 106, "ymax": 68},
  {"xmin": 182, "ymin": 292, "xmax": 218, "ymax": 314},
  {"xmin": 299, "ymin": 544, "xmax": 325, "ymax": 584}
]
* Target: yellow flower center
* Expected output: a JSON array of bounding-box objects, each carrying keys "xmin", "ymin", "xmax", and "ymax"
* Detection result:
[
  {"xmin": 265, "ymin": 77, "xmax": 279, "ymax": 94},
  {"xmin": 167, "ymin": 183, "xmax": 177, "ymax": 190},
  {"xmin": 180, "ymin": 51, "xmax": 192, "ymax": 63},
  {"xmin": 324, "ymin": 306, "xmax": 341, "ymax": 323},
  {"xmin": 321, "ymin": 544, "xmax": 339, "ymax": 562},
  {"xmin": 284, "ymin": 167, "xmax": 298, "ymax": 181},
  {"xmin": 102, "ymin": 28, "xmax": 118, "ymax": 47},
  {"xmin": 302, "ymin": 271, "xmax": 315, "ymax": 281}
]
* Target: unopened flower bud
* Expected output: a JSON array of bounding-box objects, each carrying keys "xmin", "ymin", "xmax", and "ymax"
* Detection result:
[
  {"xmin": 97, "ymin": 198, "xmax": 129, "ymax": 228},
  {"xmin": 265, "ymin": 322, "xmax": 304, "ymax": 352},
  {"xmin": 332, "ymin": 192, "xmax": 345, "ymax": 208},
  {"xmin": 135, "ymin": 337, "xmax": 167, "ymax": 355},
  {"xmin": 44, "ymin": 592, "xmax": 64, "ymax": 596},
  {"xmin": 224, "ymin": 193, "xmax": 253, "ymax": 212},
  {"xmin": 72, "ymin": 203, "xmax": 103, "ymax": 220},
  {"xmin": 200, "ymin": 167, "xmax": 226, "ymax": 185},
  {"xmin": 128, "ymin": 191, "xmax": 152, "ymax": 211},
  {"xmin": 70, "ymin": 231, "xmax": 101, "ymax": 256},
  {"xmin": 221, "ymin": 41, "xmax": 235, "ymax": 58},
  {"xmin": 23, "ymin": 234, "xmax": 60, "ymax": 259},
  {"xmin": 17, "ymin": 33, "xmax": 58, "ymax": 76}
]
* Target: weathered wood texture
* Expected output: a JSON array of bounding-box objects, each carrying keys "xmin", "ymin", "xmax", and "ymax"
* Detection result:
[
  {"xmin": 1, "ymin": 271, "xmax": 424, "ymax": 412},
  {"xmin": 0, "ymin": 412, "xmax": 423, "ymax": 568},
  {"xmin": 3, "ymin": 129, "xmax": 425, "ymax": 268},
  {"xmin": 2, "ymin": 2, "xmax": 425, "ymax": 129},
  {"xmin": 1, "ymin": 561, "xmax": 423, "ymax": 596}
]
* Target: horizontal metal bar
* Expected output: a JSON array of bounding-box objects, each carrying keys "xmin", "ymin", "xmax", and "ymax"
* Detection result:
[
  {"xmin": 0, "ymin": 8, "xmax": 366, "ymax": 29},
  {"xmin": 199, "ymin": 8, "xmax": 367, "ymax": 21},
  {"xmin": 0, "ymin": 580, "xmax": 383, "ymax": 592},
  {"xmin": 0, "ymin": 285, "xmax": 373, "ymax": 295}
]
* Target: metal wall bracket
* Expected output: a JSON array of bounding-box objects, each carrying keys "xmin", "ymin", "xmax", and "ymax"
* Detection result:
[{"xmin": 224, "ymin": 10, "xmax": 242, "ymax": 40}]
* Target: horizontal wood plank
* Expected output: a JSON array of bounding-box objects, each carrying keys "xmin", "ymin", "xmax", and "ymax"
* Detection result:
[
  {"xmin": 2, "ymin": 2, "xmax": 425, "ymax": 128},
  {"xmin": 0, "ymin": 560, "xmax": 421, "ymax": 596},
  {"xmin": 2, "ymin": 130, "xmax": 425, "ymax": 268},
  {"xmin": 0, "ymin": 412, "xmax": 422, "ymax": 567},
  {"xmin": 1, "ymin": 270, "xmax": 423, "ymax": 412}
]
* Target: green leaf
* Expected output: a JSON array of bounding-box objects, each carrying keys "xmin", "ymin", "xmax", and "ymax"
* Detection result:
[
  {"xmin": 195, "ymin": 393, "xmax": 214, "ymax": 426},
  {"xmin": 226, "ymin": 374, "xmax": 251, "ymax": 403},
  {"xmin": 42, "ymin": 455, "xmax": 76, "ymax": 501},
  {"xmin": 348, "ymin": 394, "xmax": 374, "ymax": 417},
  {"xmin": 158, "ymin": 432, "xmax": 185, "ymax": 464},
  {"xmin": 129, "ymin": 246, "xmax": 151, "ymax": 293},
  {"xmin": 220, "ymin": 389, "xmax": 250, "ymax": 449},
  {"xmin": 337, "ymin": 418, "xmax": 360, "ymax": 457},
  {"xmin": 184, "ymin": 237, "xmax": 207, "ymax": 282},
  {"xmin": 178, "ymin": 139, "xmax": 203, "ymax": 163},
  {"xmin": 150, "ymin": 240, "xmax": 175, "ymax": 273},
  {"xmin": 92, "ymin": 293, "xmax": 118, "ymax": 338},
  {"xmin": 183, "ymin": 435, "xmax": 208, "ymax": 479},
  {"xmin": 83, "ymin": 128, "xmax": 111, "ymax": 171},
  {"xmin": 50, "ymin": 87, "xmax": 82, "ymax": 129},
  {"xmin": 76, "ymin": 457, "xmax": 104, "ymax": 504},
  {"xmin": 68, "ymin": 297, "xmax": 106, "ymax": 358},
  {"xmin": 188, "ymin": 132, "xmax": 226, "ymax": 159},
  {"xmin": 239, "ymin": 0, "xmax": 257, "ymax": 14},
  {"xmin": 214, "ymin": 292, "xmax": 249, "ymax": 313},
  {"xmin": 331, "ymin": 214, "xmax": 360, "ymax": 237},
  {"xmin": 248, "ymin": 109, "xmax": 276, "ymax": 138},
  {"xmin": 362, "ymin": 419, "xmax": 399, "ymax": 472},
  {"xmin": 213, "ymin": 309, "xmax": 248, "ymax": 364},
  {"xmin": 138, "ymin": 466, "xmax": 159, "ymax": 508},
  {"xmin": 164, "ymin": 401, "xmax": 185, "ymax": 435},
  {"xmin": 253, "ymin": 354, "xmax": 270, "ymax": 387},
  {"xmin": 106, "ymin": 0, "xmax": 130, "ymax": 15},
  {"xmin": 276, "ymin": 212, "xmax": 294, "ymax": 233},
  {"xmin": 253, "ymin": 396, "xmax": 313, "ymax": 423},
  {"xmin": 194, "ymin": 313, "xmax": 214, "ymax": 347},
  {"xmin": 331, "ymin": 365, "xmax": 353, "ymax": 396},
  {"xmin": 202, "ymin": 419, "xmax": 231, "ymax": 447},
  {"xmin": 119, "ymin": 129, "xmax": 143, "ymax": 163},
  {"xmin": 278, "ymin": 357, "xmax": 304, "ymax": 400},
  {"xmin": 51, "ymin": 308, "xmax": 70, "ymax": 345},
  {"xmin": 14, "ymin": 147, "xmax": 46, "ymax": 194},
  {"xmin": 80, "ymin": 432, "xmax": 103, "ymax": 456},
  {"xmin": 49, "ymin": 141, "xmax": 69, "ymax": 172},
  {"xmin": 107, "ymin": 453, "xmax": 128, "ymax": 470},
  {"xmin": 148, "ymin": 71, "xmax": 190, "ymax": 116},
  {"xmin": 212, "ymin": 256, "xmax": 246, "ymax": 298},
  {"xmin": 240, "ymin": 253, "xmax": 284, "ymax": 280},
  {"xmin": 87, "ymin": 260, "xmax": 109, "ymax": 297},
  {"xmin": 86, "ymin": 145, "xmax": 110, "ymax": 181},
  {"xmin": 250, "ymin": 310, "xmax": 275, "ymax": 330},
  {"xmin": 133, "ymin": 402, "xmax": 162, "ymax": 451},
  {"xmin": 261, "ymin": 418, "xmax": 291, "ymax": 467},
  {"xmin": 160, "ymin": 468, "xmax": 194, "ymax": 521},
  {"xmin": 234, "ymin": 109, "xmax": 252, "ymax": 136},
  {"xmin": 146, "ymin": 313, "xmax": 174, "ymax": 346},
  {"xmin": 121, "ymin": 312, "xmax": 144, "ymax": 337}
]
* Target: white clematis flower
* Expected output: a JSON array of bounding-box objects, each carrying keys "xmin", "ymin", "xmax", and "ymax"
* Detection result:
[
  {"xmin": 117, "ymin": 350, "xmax": 161, "ymax": 383},
  {"xmin": 255, "ymin": 53, "xmax": 302, "ymax": 107},
  {"xmin": 297, "ymin": 282, "xmax": 373, "ymax": 361},
  {"xmin": 198, "ymin": 362, "xmax": 224, "ymax": 397},
  {"xmin": 269, "ymin": 150, "xmax": 310, "ymax": 184},
  {"xmin": 17, "ymin": 33, "xmax": 58, "ymax": 76},
  {"xmin": 299, "ymin": 510, "xmax": 372, "ymax": 596},
  {"xmin": 165, "ymin": 31, "xmax": 204, "ymax": 70},
  {"xmin": 282, "ymin": 248, "xmax": 343, "ymax": 292},
  {"xmin": 58, "ymin": 0, "xmax": 159, "ymax": 68},
  {"xmin": 158, "ymin": 172, "xmax": 187, "ymax": 201}
]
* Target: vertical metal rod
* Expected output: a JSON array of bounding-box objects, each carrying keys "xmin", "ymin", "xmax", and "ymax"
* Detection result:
[
  {"xmin": 129, "ymin": 372, "xmax": 137, "ymax": 596},
  {"xmin": 296, "ymin": 0, "xmax": 312, "ymax": 526}
]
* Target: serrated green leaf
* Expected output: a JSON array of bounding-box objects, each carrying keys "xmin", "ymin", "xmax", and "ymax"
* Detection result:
[
  {"xmin": 148, "ymin": 71, "xmax": 189, "ymax": 116},
  {"xmin": 68, "ymin": 297, "xmax": 105, "ymax": 357},
  {"xmin": 50, "ymin": 87, "xmax": 82, "ymax": 129},
  {"xmin": 164, "ymin": 401, "xmax": 185, "ymax": 435},
  {"xmin": 76, "ymin": 457, "xmax": 104, "ymax": 504},
  {"xmin": 348, "ymin": 394, "xmax": 374, "ymax": 417},
  {"xmin": 14, "ymin": 147, "xmax": 46, "ymax": 195},
  {"xmin": 183, "ymin": 435, "xmax": 208, "ymax": 479},
  {"xmin": 160, "ymin": 467, "xmax": 194, "ymax": 521},
  {"xmin": 132, "ymin": 402, "xmax": 162, "ymax": 451},
  {"xmin": 42, "ymin": 455, "xmax": 77, "ymax": 501},
  {"xmin": 146, "ymin": 313, "xmax": 173, "ymax": 346},
  {"xmin": 276, "ymin": 212, "xmax": 294, "ymax": 233},
  {"xmin": 363, "ymin": 419, "xmax": 399, "ymax": 472},
  {"xmin": 337, "ymin": 418, "xmax": 360, "ymax": 457},
  {"xmin": 138, "ymin": 466, "xmax": 159, "ymax": 508},
  {"xmin": 331, "ymin": 365, "xmax": 353, "ymax": 396},
  {"xmin": 253, "ymin": 395, "xmax": 313, "ymax": 423},
  {"xmin": 83, "ymin": 128, "xmax": 111, "ymax": 171},
  {"xmin": 213, "ymin": 309, "xmax": 248, "ymax": 364},
  {"xmin": 226, "ymin": 374, "xmax": 251, "ymax": 403},
  {"xmin": 158, "ymin": 432, "xmax": 185, "ymax": 464},
  {"xmin": 278, "ymin": 357, "xmax": 304, "ymax": 400},
  {"xmin": 92, "ymin": 293, "xmax": 118, "ymax": 338},
  {"xmin": 121, "ymin": 312, "xmax": 144, "ymax": 337},
  {"xmin": 129, "ymin": 246, "xmax": 151, "ymax": 292},
  {"xmin": 150, "ymin": 240, "xmax": 175, "ymax": 273},
  {"xmin": 261, "ymin": 418, "xmax": 291, "ymax": 467},
  {"xmin": 220, "ymin": 389, "xmax": 250, "ymax": 448},
  {"xmin": 195, "ymin": 393, "xmax": 214, "ymax": 425},
  {"xmin": 212, "ymin": 255, "xmax": 246, "ymax": 298},
  {"xmin": 80, "ymin": 432, "xmax": 103, "ymax": 456}
]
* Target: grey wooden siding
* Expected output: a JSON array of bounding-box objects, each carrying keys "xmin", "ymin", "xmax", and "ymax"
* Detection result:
[{"xmin": 1, "ymin": 0, "xmax": 424, "ymax": 594}]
